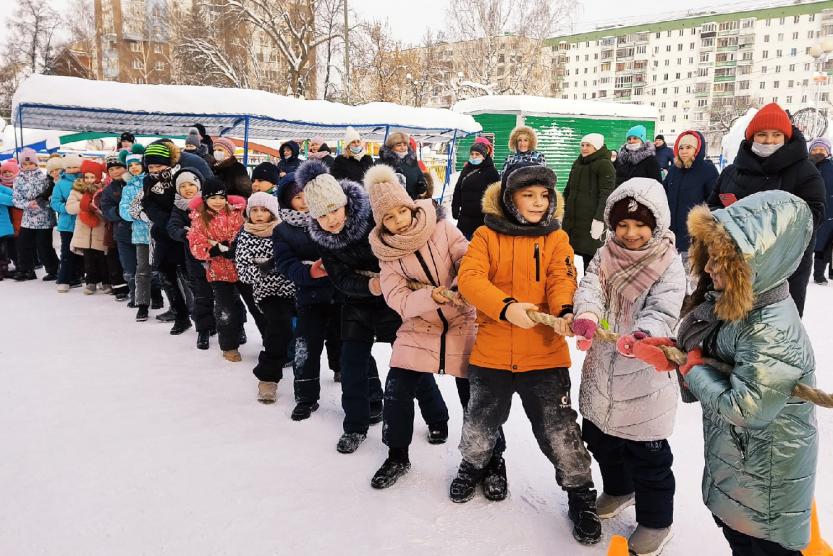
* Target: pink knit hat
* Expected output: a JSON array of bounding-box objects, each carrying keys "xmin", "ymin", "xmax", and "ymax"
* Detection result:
[
  {"xmin": 18, "ymin": 148, "xmax": 38, "ymax": 166},
  {"xmin": 213, "ymin": 137, "xmax": 236, "ymax": 158},
  {"xmin": 364, "ymin": 165, "xmax": 415, "ymax": 225}
]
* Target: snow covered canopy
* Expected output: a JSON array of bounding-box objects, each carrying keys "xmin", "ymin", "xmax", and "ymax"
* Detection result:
[
  {"xmin": 11, "ymin": 75, "xmax": 481, "ymax": 144},
  {"xmin": 453, "ymin": 95, "xmax": 658, "ymax": 120}
]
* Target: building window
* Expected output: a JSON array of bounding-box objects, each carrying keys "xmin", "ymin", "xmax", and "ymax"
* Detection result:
[
  {"xmin": 764, "ymin": 35, "xmax": 770, "ymax": 43},
  {"xmin": 760, "ymin": 81, "xmax": 765, "ymax": 89},
  {"xmin": 773, "ymin": 81, "xmax": 779, "ymax": 88},
  {"xmin": 789, "ymin": 64, "xmax": 795, "ymax": 71},
  {"xmin": 810, "ymin": 14, "xmax": 816, "ymax": 22},
  {"xmin": 761, "ymin": 66, "xmax": 767, "ymax": 73},
  {"xmin": 762, "ymin": 50, "xmax": 768, "ymax": 59},
  {"xmin": 776, "ymin": 49, "xmax": 782, "ymax": 57},
  {"xmin": 793, "ymin": 32, "xmax": 799, "ymax": 40},
  {"xmin": 155, "ymin": 61, "xmax": 165, "ymax": 71},
  {"xmin": 133, "ymin": 60, "xmax": 144, "ymax": 70},
  {"xmin": 777, "ymin": 33, "xmax": 784, "ymax": 41},
  {"xmin": 130, "ymin": 41, "xmax": 142, "ymax": 52},
  {"xmin": 790, "ymin": 48, "xmax": 797, "ymax": 57},
  {"xmin": 666, "ymin": 45, "xmax": 671, "ymax": 52},
  {"xmin": 700, "ymin": 52, "xmax": 710, "ymax": 62},
  {"xmin": 786, "ymin": 95, "xmax": 793, "ymax": 103},
  {"xmin": 153, "ymin": 43, "xmax": 163, "ymax": 54},
  {"xmin": 698, "ymin": 99, "xmax": 708, "ymax": 107}
]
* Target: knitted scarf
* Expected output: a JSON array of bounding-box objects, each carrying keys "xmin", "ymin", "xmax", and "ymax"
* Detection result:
[
  {"xmin": 173, "ymin": 193, "xmax": 192, "ymax": 212},
  {"xmin": 599, "ymin": 230, "xmax": 677, "ymax": 331},
  {"xmin": 79, "ymin": 191, "xmax": 101, "ymax": 228},
  {"xmin": 369, "ymin": 200, "xmax": 436, "ymax": 262},
  {"xmin": 243, "ymin": 219, "xmax": 278, "ymax": 238},
  {"xmin": 279, "ymin": 208, "xmax": 308, "ymax": 228}
]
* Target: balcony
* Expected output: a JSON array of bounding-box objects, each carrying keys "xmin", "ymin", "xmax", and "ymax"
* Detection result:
[
  {"xmin": 717, "ymin": 27, "xmax": 739, "ymax": 36},
  {"xmin": 714, "ymin": 75, "xmax": 736, "ymax": 83},
  {"xmin": 695, "ymin": 90, "xmax": 711, "ymax": 98},
  {"xmin": 717, "ymin": 44, "xmax": 739, "ymax": 52},
  {"xmin": 712, "ymin": 89, "xmax": 735, "ymax": 97},
  {"xmin": 715, "ymin": 59, "xmax": 737, "ymax": 68}
]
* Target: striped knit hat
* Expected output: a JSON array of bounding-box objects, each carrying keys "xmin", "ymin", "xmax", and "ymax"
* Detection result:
[{"xmin": 144, "ymin": 142, "xmax": 173, "ymax": 166}]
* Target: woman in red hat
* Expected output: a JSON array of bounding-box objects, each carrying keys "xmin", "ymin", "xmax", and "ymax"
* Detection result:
[{"xmin": 707, "ymin": 102, "xmax": 826, "ymax": 316}]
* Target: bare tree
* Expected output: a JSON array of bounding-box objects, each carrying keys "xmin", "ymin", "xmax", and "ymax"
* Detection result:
[
  {"xmin": 315, "ymin": 0, "xmax": 346, "ymax": 101},
  {"xmin": 349, "ymin": 20, "xmax": 413, "ymax": 103}
]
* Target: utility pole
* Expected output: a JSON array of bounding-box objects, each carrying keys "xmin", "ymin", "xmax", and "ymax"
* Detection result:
[{"xmin": 343, "ymin": 0, "xmax": 349, "ymax": 101}]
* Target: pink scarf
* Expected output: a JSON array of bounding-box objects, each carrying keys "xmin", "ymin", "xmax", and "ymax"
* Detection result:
[
  {"xmin": 599, "ymin": 230, "xmax": 677, "ymax": 331},
  {"xmin": 243, "ymin": 220, "xmax": 278, "ymax": 238},
  {"xmin": 369, "ymin": 200, "xmax": 436, "ymax": 262}
]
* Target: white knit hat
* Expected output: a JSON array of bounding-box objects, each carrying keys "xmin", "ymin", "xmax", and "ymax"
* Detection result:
[
  {"xmin": 62, "ymin": 155, "xmax": 84, "ymax": 169},
  {"xmin": 581, "ymin": 133, "xmax": 605, "ymax": 151},
  {"xmin": 344, "ymin": 126, "xmax": 361, "ymax": 145},
  {"xmin": 299, "ymin": 159, "xmax": 348, "ymax": 218},
  {"xmin": 247, "ymin": 191, "xmax": 280, "ymax": 218}
]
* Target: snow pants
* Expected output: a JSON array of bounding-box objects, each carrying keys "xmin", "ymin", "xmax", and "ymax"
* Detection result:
[
  {"xmin": 183, "ymin": 254, "xmax": 215, "ymax": 333},
  {"xmin": 454, "ymin": 376, "xmax": 506, "ymax": 455},
  {"xmin": 293, "ymin": 302, "xmax": 342, "ymax": 404},
  {"xmin": 17, "ymin": 227, "xmax": 58, "ymax": 275},
  {"xmin": 253, "ymin": 295, "xmax": 295, "ymax": 383},
  {"xmin": 582, "ymin": 419, "xmax": 675, "ymax": 528},
  {"xmin": 459, "ymin": 366, "xmax": 593, "ymax": 491},
  {"xmin": 340, "ymin": 340, "xmax": 384, "ymax": 435},
  {"xmin": 382, "ymin": 367, "xmax": 448, "ymax": 449},
  {"xmin": 237, "ymin": 281, "xmax": 266, "ymax": 340},
  {"xmin": 211, "ymin": 281, "xmax": 246, "ymax": 351},
  {"xmin": 714, "ymin": 516, "xmax": 801, "ymax": 555},
  {"xmin": 83, "ymin": 248, "xmax": 108, "ymax": 285}
]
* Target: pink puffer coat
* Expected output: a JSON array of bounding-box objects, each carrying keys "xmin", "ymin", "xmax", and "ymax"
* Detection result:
[{"xmin": 379, "ymin": 218, "xmax": 477, "ymax": 377}]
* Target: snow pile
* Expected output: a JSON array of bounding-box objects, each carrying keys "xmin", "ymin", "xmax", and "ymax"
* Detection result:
[{"xmin": 453, "ymin": 95, "xmax": 658, "ymax": 120}]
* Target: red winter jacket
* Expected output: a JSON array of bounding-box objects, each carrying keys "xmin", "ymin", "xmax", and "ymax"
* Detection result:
[{"xmin": 187, "ymin": 196, "xmax": 246, "ymax": 282}]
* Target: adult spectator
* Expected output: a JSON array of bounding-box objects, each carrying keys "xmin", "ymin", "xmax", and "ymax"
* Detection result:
[
  {"xmin": 615, "ymin": 125, "xmax": 662, "ymax": 186},
  {"xmin": 308, "ymin": 136, "xmax": 335, "ymax": 168},
  {"xmin": 193, "ymin": 123, "xmax": 214, "ymax": 152},
  {"xmin": 331, "ymin": 126, "xmax": 372, "ymax": 182},
  {"xmin": 451, "ymin": 137, "xmax": 500, "ymax": 239},
  {"xmin": 501, "ymin": 125, "xmax": 545, "ymax": 175},
  {"xmin": 276, "ymin": 141, "xmax": 302, "ymax": 179},
  {"xmin": 377, "ymin": 130, "xmax": 426, "ymax": 199},
  {"xmin": 653, "ymin": 134, "xmax": 674, "ymax": 173},
  {"xmin": 212, "ymin": 137, "xmax": 252, "ymax": 198},
  {"xmin": 808, "ymin": 137, "xmax": 833, "ymax": 285}
]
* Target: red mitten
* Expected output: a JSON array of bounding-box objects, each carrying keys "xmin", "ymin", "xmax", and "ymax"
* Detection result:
[
  {"xmin": 631, "ymin": 337, "xmax": 677, "ymax": 371},
  {"xmin": 309, "ymin": 259, "xmax": 328, "ymax": 279},
  {"xmin": 572, "ymin": 319, "xmax": 598, "ymax": 340},
  {"xmin": 616, "ymin": 331, "xmax": 648, "ymax": 357},
  {"xmin": 679, "ymin": 348, "xmax": 704, "ymax": 377},
  {"xmin": 577, "ymin": 338, "xmax": 593, "ymax": 351}
]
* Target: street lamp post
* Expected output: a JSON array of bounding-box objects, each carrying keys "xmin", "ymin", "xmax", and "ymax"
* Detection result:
[{"xmin": 805, "ymin": 38, "xmax": 833, "ymax": 139}]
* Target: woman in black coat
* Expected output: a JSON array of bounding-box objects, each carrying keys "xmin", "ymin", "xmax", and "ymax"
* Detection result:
[
  {"xmin": 451, "ymin": 141, "xmax": 500, "ymax": 239},
  {"xmin": 331, "ymin": 126, "xmax": 373, "ymax": 182},
  {"xmin": 212, "ymin": 137, "xmax": 252, "ymax": 198},
  {"xmin": 277, "ymin": 141, "xmax": 301, "ymax": 178},
  {"xmin": 376, "ymin": 131, "xmax": 426, "ymax": 200},
  {"xmin": 614, "ymin": 126, "xmax": 662, "ymax": 185}
]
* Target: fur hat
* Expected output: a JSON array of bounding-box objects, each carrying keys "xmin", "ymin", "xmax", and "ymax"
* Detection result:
[
  {"xmin": 251, "ymin": 161, "xmax": 279, "ymax": 185},
  {"xmin": 62, "ymin": 155, "xmax": 83, "ymax": 170},
  {"xmin": 201, "ymin": 177, "xmax": 227, "ymax": 199},
  {"xmin": 106, "ymin": 152, "xmax": 126, "ymax": 169},
  {"xmin": 0, "ymin": 158, "xmax": 18, "ymax": 177},
  {"xmin": 80, "ymin": 159, "xmax": 104, "ymax": 180},
  {"xmin": 581, "ymin": 133, "xmax": 604, "ymax": 151},
  {"xmin": 385, "ymin": 131, "xmax": 409, "ymax": 149},
  {"xmin": 247, "ymin": 191, "xmax": 280, "ymax": 219},
  {"xmin": 18, "ymin": 148, "xmax": 38, "ymax": 166},
  {"xmin": 185, "ymin": 127, "xmax": 202, "ymax": 149},
  {"xmin": 508, "ymin": 125, "xmax": 538, "ymax": 152},
  {"xmin": 213, "ymin": 137, "xmax": 236, "ymax": 158},
  {"xmin": 174, "ymin": 167, "xmax": 204, "ymax": 194},
  {"xmin": 809, "ymin": 137, "xmax": 832, "ymax": 155},
  {"xmin": 297, "ymin": 159, "xmax": 348, "ymax": 218},
  {"xmin": 364, "ymin": 165, "xmax": 416, "ymax": 225},
  {"xmin": 344, "ymin": 126, "xmax": 361, "ymax": 145},
  {"xmin": 608, "ymin": 196, "xmax": 657, "ymax": 230},
  {"xmin": 626, "ymin": 125, "xmax": 647, "ymax": 142},
  {"xmin": 144, "ymin": 142, "xmax": 173, "ymax": 167},
  {"xmin": 745, "ymin": 103, "xmax": 792, "ymax": 141},
  {"xmin": 45, "ymin": 156, "xmax": 64, "ymax": 173}
]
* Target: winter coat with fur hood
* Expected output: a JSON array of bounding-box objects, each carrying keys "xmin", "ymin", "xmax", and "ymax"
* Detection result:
[
  {"xmin": 663, "ymin": 130, "xmax": 718, "ymax": 251},
  {"xmin": 308, "ymin": 179, "xmax": 401, "ymax": 343},
  {"xmin": 66, "ymin": 181, "xmax": 107, "ymax": 253},
  {"xmin": 371, "ymin": 201, "xmax": 476, "ymax": 377},
  {"xmin": 500, "ymin": 125, "xmax": 546, "ymax": 175},
  {"xmin": 615, "ymin": 141, "xmax": 662, "ymax": 185},
  {"xmin": 574, "ymin": 179, "xmax": 686, "ymax": 441},
  {"xmin": 331, "ymin": 153, "xmax": 373, "ymax": 183},
  {"xmin": 51, "ymin": 171, "xmax": 80, "ymax": 233},
  {"xmin": 377, "ymin": 146, "xmax": 426, "ymax": 200},
  {"xmin": 187, "ymin": 197, "xmax": 246, "ymax": 282},
  {"xmin": 273, "ymin": 208, "xmax": 337, "ymax": 307},
  {"xmin": 562, "ymin": 146, "xmax": 616, "ymax": 255},
  {"xmin": 213, "ymin": 157, "xmax": 252, "ymax": 198},
  {"xmin": 12, "ymin": 169, "xmax": 54, "ymax": 229},
  {"xmin": 684, "ymin": 191, "xmax": 817, "ymax": 551},
  {"xmin": 458, "ymin": 178, "xmax": 575, "ymax": 373},
  {"xmin": 451, "ymin": 155, "xmax": 500, "ymax": 240}
]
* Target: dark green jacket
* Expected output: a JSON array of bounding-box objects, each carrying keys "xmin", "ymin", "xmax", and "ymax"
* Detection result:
[{"xmin": 562, "ymin": 147, "xmax": 616, "ymax": 255}]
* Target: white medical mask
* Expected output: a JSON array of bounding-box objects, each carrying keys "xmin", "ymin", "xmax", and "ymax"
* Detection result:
[
  {"xmin": 213, "ymin": 151, "xmax": 227, "ymax": 161},
  {"xmin": 395, "ymin": 151, "xmax": 408, "ymax": 159},
  {"xmin": 625, "ymin": 143, "xmax": 642, "ymax": 152},
  {"xmin": 750, "ymin": 142, "xmax": 783, "ymax": 158}
]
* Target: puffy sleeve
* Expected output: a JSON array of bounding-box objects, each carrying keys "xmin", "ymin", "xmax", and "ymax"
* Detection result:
[{"xmin": 458, "ymin": 227, "xmax": 508, "ymax": 321}]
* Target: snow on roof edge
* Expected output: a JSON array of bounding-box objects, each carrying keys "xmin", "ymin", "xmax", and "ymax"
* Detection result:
[{"xmin": 453, "ymin": 95, "xmax": 658, "ymax": 120}]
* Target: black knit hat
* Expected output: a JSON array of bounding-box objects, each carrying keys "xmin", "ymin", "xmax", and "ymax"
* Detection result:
[
  {"xmin": 608, "ymin": 197, "xmax": 657, "ymax": 230},
  {"xmin": 144, "ymin": 142, "xmax": 173, "ymax": 167},
  {"xmin": 251, "ymin": 161, "xmax": 280, "ymax": 185},
  {"xmin": 201, "ymin": 177, "xmax": 227, "ymax": 200},
  {"xmin": 469, "ymin": 142, "xmax": 490, "ymax": 158},
  {"xmin": 120, "ymin": 132, "xmax": 135, "ymax": 144}
]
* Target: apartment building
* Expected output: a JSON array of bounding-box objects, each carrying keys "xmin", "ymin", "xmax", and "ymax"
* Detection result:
[{"xmin": 544, "ymin": 0, "xmax": 833, "ymax": 150}]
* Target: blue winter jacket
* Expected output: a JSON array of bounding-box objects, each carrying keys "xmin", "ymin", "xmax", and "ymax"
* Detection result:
[
  {"xmin": 663, "ymin": 131, "xmax": 718, "ymax": 251},
  {"xmin": 655, "ymin": 144, "xmax": 674, "ymax": 171},
  {"xmin": 813, "ymin": 157, "xmax": 833, "ymax": 251},
  {"xmin": 51, "ymin": 171, "xmax": 80, "ymax": 233},
  {"xmin": 119, "ymin": 173, "xmax": 150, "ymax": 245},
  {"xmin": 273, "ymin": 208, "xmax": 336, "ymax": 307},
  {"xmin": 0, "ymin": 185, "xmax": 14, "ymax": 237}
]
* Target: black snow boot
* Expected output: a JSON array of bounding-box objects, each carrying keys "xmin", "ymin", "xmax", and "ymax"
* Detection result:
[
  {"xmin": 370, "ymin": 449, "xmax": 411, "ymax": 489},
  {"xmin": 568, "ymin": 487, "xmax": 602, "ymax": 545},
  {"xmin": 13, "ymin": 270, "xmax": 36, "ymax": 281},
  {"xmin": 196, "ymin": 330, "xmax": 210, "ymax": 350},
  {"xmin": 369, "ymin": 402, "xmax": 383, "ymax": 425},
  {"xmin": 150, "ymin": 287, "xmax": 164, "ymax": 310},
  {"xmin": 170, "ymin": 318, "xmax": 192, "ymax": 335},
  {"xmin": 156, "ymin": 309, "xmax": 177, "ymax": 322},
  {"xmin": 135, "ymin": 305, "xmax": 149, "ymax": 322},
  {"xmin": 482, "ymin": 453, "xmax": 508, "ymax": 501},
  {"xmin": 291, "ymin": 402, "xmax": 319, "ymax": 421},
  {"xmin": 336, "ymin": 432, "xmax": 367, "ymax": 454},
  {"xmin": 449, "ymin": 460, "xmax": 485, "ymax": 503},
  {"xmin": 427, "ymin": 422, "xmax": 448, "ymax": 445}
]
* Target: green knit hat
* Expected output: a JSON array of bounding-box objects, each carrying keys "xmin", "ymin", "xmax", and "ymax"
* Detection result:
[{"xmin": 144, "ymin": 142, "xmax": 172, "ymax": 166}]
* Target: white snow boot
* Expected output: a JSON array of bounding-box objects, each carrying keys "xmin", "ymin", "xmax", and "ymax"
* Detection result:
[
  {"xmin": 257, "ymin": 381, "xmax": 277, "ymax": 404},
  {"xmin": 597, "ymin": 492, "xmax": 636, "ymax": 519},
  {"xmin": 628, "ymin": 525, "xmax": 673, "ymax": 556}
]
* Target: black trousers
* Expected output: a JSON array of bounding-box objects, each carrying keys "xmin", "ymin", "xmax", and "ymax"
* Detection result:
[
  {"xmin": 237, "ymin": 281, "xmax": 266, "ymax": 340},
  {"xmin": 582, "ymin": 419, "xmax": 675, "ymax": 528},
  {"xmin": 713, "ymin": 516, "xmax": 801, "ymax": 556},
  {"xmin": 105, "ymin": 247, "xmax": 127, "ymax": 292},
  {"xmin": 340, "ymin": 340, "xmax": 385, "ymax": 434},
  {"xmin": 253, "ymin": 296, "xmax": 295, "ymax": 383},
  {"xmin": 16, "ymin": 227, "xmax": 59, "ymax": 274},
  {"xmin": 788, "ymin": 241, "xmax": 814, "ymax": 317},
  {"xmin": 382, "ymin": 367, "xmax": 449, "ymax": 449},
  {"xmin": 459, "ymin": 366, "xmax": 593, "ymax": 491},
  {"xmin": 83, "ymin": 249, "xmax": 109, "ymax": 284},
  {"xmin": 455, "ymin": 376, "xmax": 506, "ymax": 455},
  {"xmin": 293, "ymin": 302, "xmax": 342, "ymax": 404},
  {"xmin": 183, "ymin": 255, "xmax": 215, "ymax": 333},
  {"xmin": 211, "ymin": 281, "xmax": 246, "ymax": 351},
  {"xmin": 815, "ymin": 240, "xmax": 832, "ymax": 280}
]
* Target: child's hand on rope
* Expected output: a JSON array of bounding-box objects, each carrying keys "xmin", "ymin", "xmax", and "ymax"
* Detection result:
[
  {"xmin": 552, "ymin": 313, "xmax": 574, "ymax": 337},
  {"xmin": 431, "ymin": 287, "xmax": 451, "ymax": 305},
  {"xmin": 631, "ymin": 337, "xmax": 677, "ymax": 371},
  {"xmin": 616, "ymin": 331, "xmax": 648, "ymax": 357},
  {"xmin": 505, "ymin": 302, "xmax": 538, "ymax": 329},
  {"xmin": 572, "ymin": 313, "xmax": 598, "ymax": 351}
]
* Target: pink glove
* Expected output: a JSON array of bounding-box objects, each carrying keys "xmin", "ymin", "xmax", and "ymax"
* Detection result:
[
  {"xmin": 572, "ymin": 318, "xmax": 598, "ymax": 340},
  {"xmin": 616, "ymin": 331, "xmax": 648, "ymax": 357},
  {"xmin": 631, "ymin": 337, "xmax": 677, "ymax": 372},
  {"xmin": 310, "ymin": 259, "xmax": 328, "ymax": 279},
  {"xmin": 576, "ymin": 338, "xmax": 593, "ymax": 352}
]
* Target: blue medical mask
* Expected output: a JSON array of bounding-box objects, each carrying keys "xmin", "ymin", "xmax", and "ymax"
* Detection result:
[
  {"xmin": 349, "ymin": 145, "xmax": 363, "ymax": 154},
  {"xmin": 469, "ymin": 157, "xmax": 483, "ymax": 166}
]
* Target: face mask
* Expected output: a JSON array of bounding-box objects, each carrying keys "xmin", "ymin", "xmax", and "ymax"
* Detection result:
[
  {"xmin": 150, "ymin": 168, "xmax": 172, "ymax": 182},
  {"xmin": 750, "ymin": 142, "xmax": 783, "ymax": 158},
  {"xmin": 213, "ymin": 151, "xmax": 227, "ymax": 162},
  {"xmin": 395, "ymin": 151, "xmax": 407, "ymax": 159},
  {"xmin": 349, "ymin": 145, "xmax": 363, "ymax": 154},
  {"xmin": 625, "ymin": 142, "xmax": 642, "ymax": 152},
  {"xmin": 810, "ymin": 153, "xmax": 828, "ymax": 164},
  {"xmin": 469, "ymin": 157, "xmax": 483, "ymax": 166}
]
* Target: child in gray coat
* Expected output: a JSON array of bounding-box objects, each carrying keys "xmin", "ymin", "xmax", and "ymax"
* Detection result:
[{"xmin": 570, "ymin": 177, "xmax": 686, "ymax": 556}]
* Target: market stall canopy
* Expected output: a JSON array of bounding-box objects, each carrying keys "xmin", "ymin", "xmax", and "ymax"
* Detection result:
[
  {"xmin": 453, "ymin": 95, "xmax": 658, "ymax": 120},
  {"xmin": 11, "ymin": 75, "xmax": 481, "ymax": 144}
]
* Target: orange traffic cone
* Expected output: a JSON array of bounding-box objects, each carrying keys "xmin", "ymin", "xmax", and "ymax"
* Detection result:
[
  {"xmin": 607, "ymin": 534, "xmax": 629, "ymax": 556},
  {"xmin": 803, "ymin": 501, "xmax": 833, "ymax": 556}
]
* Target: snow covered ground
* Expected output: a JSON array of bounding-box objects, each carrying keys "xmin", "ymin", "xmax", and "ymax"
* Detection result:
[{"xmin": 2, "ymin": 276, "xmax": 832, "ymax": 555}]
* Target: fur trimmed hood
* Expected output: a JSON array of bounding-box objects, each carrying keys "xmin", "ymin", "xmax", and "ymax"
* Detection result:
[
  {"xmin": 508, "ymin": 125, "xmax": 538, "ymax": 153},
  {"xmin": 618, "ymin": 140, "xmax": 656, "ymax": 166},
  {"xmin": 308, "ymin": 178, "xmax": 373, "ymax": 250},
  {"xmin": 378, "ymin": 145, "xmax": 418, "ymax": 167},
  {"xmin": 687, "ymin": 190, "xmax": 812, "ymax": 321},
  {"xmin": 481, "ymin": 180, "xmax": 564, "ymax": 236}
]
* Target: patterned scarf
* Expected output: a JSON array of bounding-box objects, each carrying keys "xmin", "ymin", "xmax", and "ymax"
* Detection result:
[
  {"xmin": 599, "ymin": 230, "xmax": 678, "ymax": 331},
  {"xmin": 369, "ymin": 200, "xmax": 436, "ymax": 262},
  {"xmin": 279, "ymin": 208, "xmax": 309, "ymax": 228},
  {"xmin": 243, "ymin": 219, "xmax": 278, "ymax": 237}
]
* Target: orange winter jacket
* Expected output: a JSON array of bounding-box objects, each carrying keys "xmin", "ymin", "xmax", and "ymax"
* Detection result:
[{"xmin": 458, "ymin": 182, "xmax": 576, "ymax": 372}]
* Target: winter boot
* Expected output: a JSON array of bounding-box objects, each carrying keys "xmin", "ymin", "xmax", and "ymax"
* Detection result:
[
  {"xmin": 369, "ymin": 402, "xmax": 383, "ymax": 425},
  {"xmin": 449, "ymin": 460, "xmax": 485, "ymax": 503},
  {"xmin": 83, "ymin": 283, "xmax": 97, "ymax": 295},
  {"xmin": 42, "ymin": 273, "xmax": 57, "ymax": 281},
  {"xmin": 155, "ymin": 309, "xmax": 177, "ymax": 322},
  {"xmin": 597, "ymin": 492, "xmax": 635, "ymax": 519},
  {"xmin": 169, "ymin": 318, "xmax": 192, "ymax": 335},
  {"xmin": 238, "ymin": 328, "xmax": 247, "ymax": 345},
  {"xmin": 100, "ymin": 283, "xmax": 113, "ymax": 295},
  {"xmin": 150, "ymin": 290, "xmax": 164, "ymax": 310},
  {"xmin": 628, "ymin": 525, "xmax": 673, "ymax": 556},
  {"xmin": 427, "ymin": 422, "xmax": 448, "ymax": 445},
  {"xmin": 222, "ymin": 349, "xmax": 242, "ymax": 362},
  {"xmin": 196, "ymin": 331, "xmax": 210, "ymax": 350},
  {"xmin": 13, "ymin": 270, "xmax": 36, "ymax": 281},
  {"xmin": 336, "ymin": 432, "xmax": 367, "ymax": 454},
  {"xmin": 56, "ymin": 283, "xmax": 70, "ymax": 293},
  {"xmin": 291, "ymin": 402, "xmax": 319, "ymax": 421},
  {"xmin": 69, "ymin": 280, "xmax": 82, "ymax": 288},
  {"xmin": 115, "ymin": 291, "xmax": 129, "ymax": 301},
  {"xmin": 257, "ymin": 381, "xmax": 278, "ymax": 404},
  {"xmin": 370, "ymin": 449, "xmax": 411, "ymax": 489},
  {"xmin": 135, "ymin": 305, "xmax": 149, "ymax": 322},
  {"xmin": 482, "ymin": 453, "xmax": 508, "ymax": 501},
  {"xmin": 568, "ymin": 488, "xmax": 602, "ymax": 545}
]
